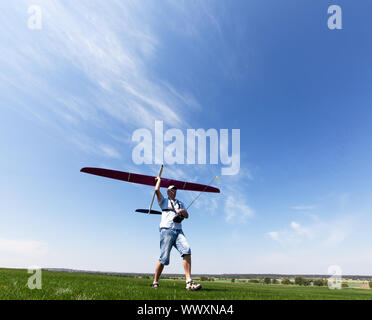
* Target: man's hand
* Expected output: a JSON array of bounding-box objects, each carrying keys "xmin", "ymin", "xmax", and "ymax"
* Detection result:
[
  {"xmin": 155, "ymin": 177, "xmax": 161, "ymax": 191},
  {"xmin": 177, "ymin": 208, "xmax": 189, "ymax": 219}
]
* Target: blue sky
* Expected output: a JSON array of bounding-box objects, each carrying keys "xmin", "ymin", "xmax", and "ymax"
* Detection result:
[{"xmin": 1, "ymin": 0, "xmax": 372, "ymax": 275}]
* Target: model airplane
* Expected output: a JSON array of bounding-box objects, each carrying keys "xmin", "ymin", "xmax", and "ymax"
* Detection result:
[{"xmin": 80, "ymin": 166, "xmax": 219, "ymax": 215}]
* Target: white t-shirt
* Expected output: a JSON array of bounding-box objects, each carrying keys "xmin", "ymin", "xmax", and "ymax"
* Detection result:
[{"xmin": 158, "ymin": 193, "xmax": 185, "ymax": 230}]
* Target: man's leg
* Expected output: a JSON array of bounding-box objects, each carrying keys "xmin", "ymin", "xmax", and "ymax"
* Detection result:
[
  {"xmin": 152, "ymin": 228, "xmax": 174, "ymax": 287},
  {"xmin": 182, "ymin": 254, "xmax": 191, "ymax": 281},
  {"xmin": 154, "ymin": 261, "xmax": 164, "ymax": 283},
  {"xmin": 183, "ymin": 254, "xmax": 201, "ymax": 290},
  {"xmin": 176, "ymin": 232, "xmax": 201, "ymax": 290}
]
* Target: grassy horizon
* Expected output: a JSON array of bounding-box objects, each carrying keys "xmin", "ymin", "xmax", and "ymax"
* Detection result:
[{"xmin": 1, "ymin": 268, "xmax": 371, "ymax": 300}]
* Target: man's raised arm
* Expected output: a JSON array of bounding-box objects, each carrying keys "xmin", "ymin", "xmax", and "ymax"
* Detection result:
[{"xmin": 155, "ymin": 177, "xmax": 162, "ymax": 203}]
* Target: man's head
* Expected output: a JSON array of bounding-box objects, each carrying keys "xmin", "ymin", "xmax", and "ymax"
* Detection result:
[{"xmin": 167, "ymin": 185, "xmax": 177, "ymax": 200}]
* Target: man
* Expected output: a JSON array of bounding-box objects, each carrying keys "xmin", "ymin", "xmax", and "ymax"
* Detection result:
[{"xmin": 151, "ymin": 176, "xmax": 202, "ymax": 291}]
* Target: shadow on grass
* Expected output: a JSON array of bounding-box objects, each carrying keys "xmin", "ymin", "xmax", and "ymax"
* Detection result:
[
  {"xmin": 141, "ymin": 281, "xmax": 230, "ymax": 293},
  {"xmin": 195, "ymin": 287, "xmax": 229, "ymax": 293}
]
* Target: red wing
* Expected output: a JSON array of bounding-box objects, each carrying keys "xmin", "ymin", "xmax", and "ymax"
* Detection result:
[{"xmin": 80, "ymin": 167, "xmax": 220, "ymax": 193}]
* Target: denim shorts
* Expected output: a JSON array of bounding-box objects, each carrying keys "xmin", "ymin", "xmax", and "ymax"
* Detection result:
[{"xmin": 159, "ymin": 228, "xmax": 191, "ymax": 265}]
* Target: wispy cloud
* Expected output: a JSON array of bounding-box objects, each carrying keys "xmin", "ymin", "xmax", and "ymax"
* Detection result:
[
  {"xmin": 266, "ymin": 215, "xmax": 355, "ymax": 249},
  {"xmin": 290, "ymin": 221, "xmax": 313, "ymax": 239},
  {"xmin": 266, "ymin": 221, "xmax": 313, "ymax": 248},
  {"xmin": 218, "ymin": 164, "xmax": 256, "ymax": 223},
  {"xmin": 98, "ymin": 145, "xmax": 121, "ymax": 159},
  {"xmin": 267, "ymin": 231, "xmax": 279, "ymax": 241},
  {"xmin": 224, "ymin": 194, "xmax": 254, "ymax": 223},
  {"xmin": 323, "ymin": 218, "xmax": 353, "ymax": 249},
  {"xmin": 1, "ymin": 1, "xmax": 200, "ymax": 161}
]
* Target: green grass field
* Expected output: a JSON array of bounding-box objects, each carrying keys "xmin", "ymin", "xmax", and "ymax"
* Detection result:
[{"xmin": 1, "ymin": 268, "xmax": 371, "ymax": 300}]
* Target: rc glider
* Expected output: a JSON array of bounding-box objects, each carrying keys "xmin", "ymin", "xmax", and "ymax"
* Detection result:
[{"xmin": 80, "ymin": 166, "xmax": 219, "ymax": 215}]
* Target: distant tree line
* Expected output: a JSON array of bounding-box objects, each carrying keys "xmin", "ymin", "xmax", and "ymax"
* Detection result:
[
  {"xmin": 200, "ymin": 276, "xmax": 215, "ymax": 281},
  {"xmin": 313, "ymin": 279, "xmax": 327, "ymax": 286},
  {"xmin": 253, "ymin": 277, "xmax": 330, "ymax": 286},
  {"xmin": 248, "ymin": 279, "xmax": 260, "ymax": 283}
]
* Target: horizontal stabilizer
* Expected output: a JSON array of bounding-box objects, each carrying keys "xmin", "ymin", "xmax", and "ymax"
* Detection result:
[{"xmin": 135, "ymin": 209, "xmax": 162, "ymax": 215}]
